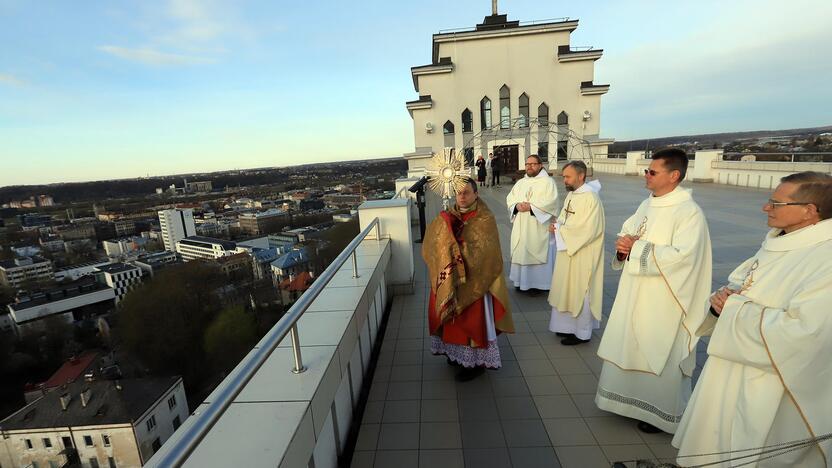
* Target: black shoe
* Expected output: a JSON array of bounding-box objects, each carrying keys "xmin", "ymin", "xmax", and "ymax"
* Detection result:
[
  {"xmin": 455, "ymin": 366, "xmax": 485, "ymax": 382},
  {"xmin": 561, "ymin": 335, "xmax": 590, "ymax": 346},
  {"xmin": 526, "ymin": 288, "xmax": 545, "ymax": 297},
  {"xmin": 446, "ymin": 356, "xmax": 461, "ymax": 367},
  {"xmin": 637, "ymin": 421, "xmax": 663, "ymax": 434},
  {"xmin": 555, "ymin": 332, "xmax": 573, "ymax": 338}
]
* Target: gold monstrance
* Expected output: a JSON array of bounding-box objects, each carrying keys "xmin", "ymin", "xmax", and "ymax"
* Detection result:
[{"xmin": 425, "ymin": 148, "xmax": 471, "ymax": 203}]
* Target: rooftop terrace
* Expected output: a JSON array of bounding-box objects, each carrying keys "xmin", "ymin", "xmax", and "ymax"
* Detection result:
[{"xmin": 349, "ymin": 174, "xmax": 767, "ymax": 468}]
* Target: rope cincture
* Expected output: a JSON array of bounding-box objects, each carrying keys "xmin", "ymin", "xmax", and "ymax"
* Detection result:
[{"xmin": 612, "ymin": 432, "xmax": 832, "ymax": 468}]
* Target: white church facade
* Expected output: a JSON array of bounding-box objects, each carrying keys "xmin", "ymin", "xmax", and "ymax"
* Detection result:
[{"xmin": 403, "ymin": 7, "xmax": 613, "ymax": 176}]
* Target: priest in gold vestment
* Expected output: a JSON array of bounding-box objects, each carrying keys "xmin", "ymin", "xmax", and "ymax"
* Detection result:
[
  {"xmin": 674, "ymin": 172, "xmax": 832, "ymax": 467},
  {"xmin": 424, "ymin": 178, "xmax": 515, "ymax": 382},
  {"xmin": 547, "ymin": 160, "xmax": 605, "ymax": 345}
]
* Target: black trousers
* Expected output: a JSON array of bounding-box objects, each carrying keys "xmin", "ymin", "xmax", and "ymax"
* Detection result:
[{"xmin": 492, "ymin": 170, "xmax": 501, "ymax": 186}]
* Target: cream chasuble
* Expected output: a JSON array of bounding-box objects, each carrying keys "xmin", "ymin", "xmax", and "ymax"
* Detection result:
[
  {"xmin": 673, "ymin": 218, "xmax": 832, "ymax": 467},
  {"xmin": 595, "ymin": 185, "xmax": 712, "ymax": 433},
  {"xmin": 548, "ymin": 180, "xmax": 605, "ymax": 321},
  {"xmin": 506, "ymin": 169, "xmax": 559, "ymax": 265}
]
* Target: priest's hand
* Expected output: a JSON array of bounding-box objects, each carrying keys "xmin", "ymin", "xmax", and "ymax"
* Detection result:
[
  {"xmin": 517, "ymin": 202, "xmax": 532, "ymax": 212},
  {"xmin": 709, "ymin": 286, "xmax": 737, "ymax": 315},
  {"xmin": 615, "ymin": 235, "xmax": 637, "ymax": 256},
  {"xmin": 548, "ymin": 223, "xmax": 557, "ymax": 234}
]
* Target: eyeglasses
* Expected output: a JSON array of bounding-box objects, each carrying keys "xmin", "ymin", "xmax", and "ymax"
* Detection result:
[
  {"xmin": 644, "ymin": 169, "xmax": 664, "ymax": 176},
  {"xmin": 765, "ymin": 199, "xmax": 812, "ymax": 209},
  {"xmin": 525, "ymin": 163, "xmax": 541, "ymax": 167}
]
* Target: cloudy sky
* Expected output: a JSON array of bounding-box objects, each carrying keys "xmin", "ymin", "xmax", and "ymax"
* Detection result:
[{"xmin": 1, "ymin": 0, "xmax": 830, "ymax": 186}]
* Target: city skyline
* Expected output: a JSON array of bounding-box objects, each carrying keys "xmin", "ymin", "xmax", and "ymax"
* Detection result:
[{"xmin": 2, "ymin": 0, "xmax": 831, "ymax": 186}]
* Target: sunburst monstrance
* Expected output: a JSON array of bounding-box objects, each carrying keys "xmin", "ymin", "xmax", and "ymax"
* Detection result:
[{"xmin": 424, "ymin": 148, "xmax": 471, "ymax": 200}]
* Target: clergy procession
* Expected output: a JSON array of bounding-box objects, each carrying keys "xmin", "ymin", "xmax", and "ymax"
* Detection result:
[{"xmin": 423, "ymin": 148, "xmax": 832, "ymax": 467}]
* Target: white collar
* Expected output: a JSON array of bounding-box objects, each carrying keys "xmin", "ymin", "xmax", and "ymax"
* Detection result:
[{"xmin": 574, "ymin": 180, "xmax": 601, "ymax": 194}]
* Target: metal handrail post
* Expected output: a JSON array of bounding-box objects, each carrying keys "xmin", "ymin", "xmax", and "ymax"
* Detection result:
[
  {"xmin": 290, "ymin": 325, "xmax": 306, "ymax": 374},
  {"xmin": 351, "ymin": 250, "xmax": 359, "ymax": 278}
]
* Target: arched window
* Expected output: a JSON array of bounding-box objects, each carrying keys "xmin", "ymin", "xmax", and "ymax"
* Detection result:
[
  {"xmin": 499, "ymin": 85, "xmax": 510, "ymax": 129},
  {"xmin": 518, "ymin": 93, "xmax": 529, "ymax": 128},
  {"xmin": 538, "ymin": 103, "xmax": 549, "ymax": 126},
  {"xmin": 461, "ymin": 109, "xmax": 473, "ymax": 133},
  {"xmin": 443, "ymin": 120, "xmax": 455, "ymax": 135},
  {"xmin": 557, "ymin": 111, "xmax": 569, "ymax": 125},
  {"xmin": 480, "ymin": 97, "xmax": 492, "ymax": 130}
]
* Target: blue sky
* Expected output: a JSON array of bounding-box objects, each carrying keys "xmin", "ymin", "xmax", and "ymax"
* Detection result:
[{"xmin": 1, "ymin": 0, "xmax": 830, "ymax": 186}]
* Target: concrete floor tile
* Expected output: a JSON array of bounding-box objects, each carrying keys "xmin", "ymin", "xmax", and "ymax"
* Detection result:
[
  {"xmin": 382, "ymin": 400, "xmax": 421, "ymax": 423},
  {"xmin": 418, "ymin": 449, "xmax": 464, "ymax": 468},
  {"xmin": 550, "ymin": 357, "xmax": 592, "ymax": 375},
  {"xmin": 562, "ymin": 373, "xmax": 599, "ymax": 394},
  {"xmin": 463, "ymin": 448, "xmax": 512, "ymax": 468},
  {"xmin": 519, "ymin": 358, "xmax": 557, "ymax": 377},
  {"xmin": 585, "ymin": 416, "xmax": 644, "ymax": 445},
  {"xmin": 356, "ymin": 423, "xmax": 380, "ymax": 451},
  {"xmin": 377, "ymin": 423, "xmax": 420, "ymax": 450},
  {"xmin": 491, "ymin": 377, "xmax": 530, "ymax": 397},
  {"xmin": 525, "ymin": 375, "xmax": 568, "ymax": 396},
  {"xmin": 496, "ymin": 396, "xmax": 541, "ymax": 420},
  {"xmin": 387, "ymin": 381, "xmax": 422, "ymax": 400},
  {"xmin": 554, "ymin": 445, "xmax": 610, "ymax": 468},
  {"xmin": 508, "ymin": 447, "xmax": 562, "ymax": 468},
  {"xmin": 460, "ymin": 420, "xmax": 506, "ymax": 448},
  {"xmin": 420, "ymin": 399, "xmax": 458, "ymax": 422},
  {"xmin": 501, "ymin": 419, "xmax": 551, "ymax": 447},
  {"xmin": 374, "ymin": 450, "xmax": 419, "ymax": 468},
  {"xmin": 349, "ymin": 451, "xmax": 375, "ymax": 468},
  {"xmin": 543, "ymin": 418, "xmax": 597, "ymax": 446},
  {"xmin": 421, "ymin": 379, "xmax": 457, "ymax": 399},
  {"xmin": 420, "ymin": 422, "xmax": 462, "ymax": 449},
  {"xmin": 533, "ymin": 395, "xmax": 581, "ymax": 419},
  {"xmin": 458, "ymin": 397, "xmax": 499, "ymax": 421}
]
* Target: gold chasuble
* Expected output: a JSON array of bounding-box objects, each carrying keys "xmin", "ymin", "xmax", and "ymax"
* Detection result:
[
  {"xmin": 596, "ymin": 186, "xmax": 712, "ymax": 433},
  {"xmin": 674, "ymin": 218, "xmax": 832, "ymax": 467},
  {"xmin": 423, "ymin": 200, "xmax": 514, "ymax": 349},
  {"xmin": 548, "ymin": 184, "xmax": 606, "ymax": 320}
]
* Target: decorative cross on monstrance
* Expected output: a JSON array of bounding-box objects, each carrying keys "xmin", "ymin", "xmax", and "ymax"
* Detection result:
[{"xmin": 424, "ymin": 148, "xmax": 471, "ymax": 207}]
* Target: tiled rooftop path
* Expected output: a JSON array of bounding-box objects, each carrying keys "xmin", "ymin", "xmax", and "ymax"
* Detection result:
[{"xmin": 350, "ymin": 174, "xmax": 769, "ymax": 468}]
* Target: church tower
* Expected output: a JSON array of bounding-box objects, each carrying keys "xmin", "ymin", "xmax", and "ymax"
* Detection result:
[{"xmin": 403, "ymin": 5, "xmax": 612, "ymax": 176}]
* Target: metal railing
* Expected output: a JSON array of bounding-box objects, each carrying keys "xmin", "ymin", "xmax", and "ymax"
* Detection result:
[
  {"xmin": 151, "ymin": 218, "xmax": 382, "ymax": 467},
  {"xmin": 722, "ymin": 152, "xmax": 832, "ymax": 163}
]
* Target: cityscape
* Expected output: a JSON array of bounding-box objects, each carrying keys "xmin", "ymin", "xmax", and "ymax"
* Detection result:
[{"xmin": 1, "ymin": 2, "xmax": 831, "ymax": 468}]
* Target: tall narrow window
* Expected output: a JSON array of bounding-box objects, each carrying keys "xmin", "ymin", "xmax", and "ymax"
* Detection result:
[
  {"xmin": 538, "ymin": 103, "xmax": 549, "ymax": 126},
  {"xmin": 518, "ymin": 93, "xmax": 529, "ymax": 128},
  {"xmin": 443, "ymin": 120, "xmax": 455, "ymax": 148},
  {"xmin": 461, "ymin": 109, "xmax": 473, "ymax": 133},
  {"xmin": 538, "ymin": 102, "xmax": 550, "ymax": 162},
  {"xmin": 557, "ymin": 111, "xmax": 569, "ymax": 161},
  {"xmin": 480, "ymin": 97, "xmax": 492, "ymax": 130},
  {"xmin": 499, "ymin": 85, "xmax": 510, "ymax": 129},
  {"xmin": 442, "ymin": 120, "xmax": 455, "ymax": 135}
]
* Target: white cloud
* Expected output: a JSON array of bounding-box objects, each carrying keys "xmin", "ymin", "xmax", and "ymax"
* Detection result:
[
  {"xmin": 0, "ymin": 73, "xmax": 27, "ymax": 87},
  {"xmin": 97, "ymin": 45, "xmax": 214, "ymax": 66}
]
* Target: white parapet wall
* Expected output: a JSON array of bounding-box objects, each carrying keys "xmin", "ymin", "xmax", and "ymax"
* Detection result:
[
  {"xmin": 148, "ymin": 239, "xmax": 394, "ymax": 468},
  {"xmin": 358, "ymin": 199, "xmax": 414, "ymax": 295},
  {"xmin": 592, "ymin": 149, "xmax": 830, "ymax": 189}
]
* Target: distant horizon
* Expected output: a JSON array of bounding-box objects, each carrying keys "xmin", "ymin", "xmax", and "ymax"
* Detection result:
[
  {"xmin": 1, "ymin": 123, "xmax": 830, "ymax": 189},
  {"xmin": 2, "ymin": 1, "xmax": 830, "ymax": 186}
]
